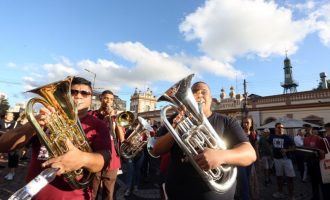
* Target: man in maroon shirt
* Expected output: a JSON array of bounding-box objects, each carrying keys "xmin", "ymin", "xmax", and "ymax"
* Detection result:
[
  {"xmin": 303, "ymin": 123, "xmax": 324, "ymax": 200},
  {"xmin": 90, "ymin": 90, "xmax": 125, "ymax": 200},
  {"xmin": 0, "ymin": 77, "xmax": 111, "ymax": 200}
]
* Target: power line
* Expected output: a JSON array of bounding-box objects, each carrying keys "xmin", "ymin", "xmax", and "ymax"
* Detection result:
[{"xmin": 0, "ymin": 80, "xmax": 22, "ymax": 85}]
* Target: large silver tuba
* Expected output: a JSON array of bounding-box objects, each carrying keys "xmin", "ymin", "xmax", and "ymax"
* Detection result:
[
  {"xmin": 158, "ymin": 74, "xmax": 237, "ymax": 193},
  {"xmin": 25, "ymin": 77, "xmax": 94, "ymax": 189},
  {"xmin": 117, "ymin": 112, "xmax": 159, "ymax": 159}
]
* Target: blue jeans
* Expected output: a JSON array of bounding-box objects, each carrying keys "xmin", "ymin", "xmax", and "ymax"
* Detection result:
[
  {"xmin": 124, "ymin": 152, "xmax": 145, "ymax": 190},
  {"xmin": 238, "ymin": 164, "xmax": 252, "ymax": 200}
]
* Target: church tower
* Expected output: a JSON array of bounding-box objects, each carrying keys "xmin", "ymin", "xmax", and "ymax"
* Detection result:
[
  {"xmin": 281, "ymin": 54, "xmax": 299, "ymax": 94},
  {"xmin": 130, "ymin": 87, "xmax": 157, "ymax": 113}
]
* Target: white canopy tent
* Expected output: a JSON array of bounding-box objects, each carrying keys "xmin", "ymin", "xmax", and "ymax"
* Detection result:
[{"xmin": 257, "ymin": 117, "xmax": 321, "ymax": 130}]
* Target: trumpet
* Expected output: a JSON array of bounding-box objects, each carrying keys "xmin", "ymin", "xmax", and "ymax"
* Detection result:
[
  {"xmin": 117, "ymin": 112, "xmax": 159, "ymax": 159},
  {"xmin": 103, "ymin": 104, "xmax": 122, "ymax": 155}
]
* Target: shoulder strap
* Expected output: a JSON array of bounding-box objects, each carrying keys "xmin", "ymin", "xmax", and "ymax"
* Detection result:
[
  {"xmin": 323, "ymin": 138, "xmax": 330, "ymax": 153},
  {"xmin": 13, "ymin": 121, "xmax": 18, "ymax": 129}
]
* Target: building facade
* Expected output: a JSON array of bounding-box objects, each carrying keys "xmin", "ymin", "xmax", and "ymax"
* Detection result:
[
  {"xmin": 130, "ymin": 88, "xmax": 157, "ymax": 113},
  {"xmin": 213, "ymin": 88, "xmax": 330, "ymax": 128},
  {"xmin": 138, "ymin": 87, "xmax": 330, "ymax": 128}
]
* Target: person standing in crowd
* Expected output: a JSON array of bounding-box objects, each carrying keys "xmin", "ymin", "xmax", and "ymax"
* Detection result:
[
  {"xmin": 90, "ymin": 90, "xmax": 125, "ymax": 200},
  {"xmin": 15, "ymin": 113, "xmax": 30, "ymax": 160},
  {"xmin": 236, "ymin": 116, "xmax": 259, "ymax": 200},
  {"xmin": 0, "ymin": 77, "xmax": 111, "ymax": 199},
  {"xmin": 293, "ymin": 129, "xmax": 306, "ymax": 181},
  {"xmin": 153, "ymin": 81, "xmax": 256, "ymax": 200},
  {"xmin": 258, "ymin": 128, "xmax": 273, "ymax": 186},
  {"xmin": 122, "ymin": 122, "xmax": 146, "ymax": 197},
  {"xmin": 317, "ymin": 122, "xmax": 330, "ymax": 200},
  {"xmin": 0, "ymin": 111, "xmax": 19, "ymax": 180},
  {"xmin": 142, "ymin": 124, "xmax": 160, "ymax": 183},
  {"xmin": 269, "ymin": 122, "xmax": 295, "ymax": 200},
  {"xmin": 303, "ymin": 123, "xmax": 325, "ymax": 200}
]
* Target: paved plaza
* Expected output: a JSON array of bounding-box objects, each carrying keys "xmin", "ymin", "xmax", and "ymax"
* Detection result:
[{"xmin": 0, "ymin": 156, "xmax": 318, "ymax": 200}]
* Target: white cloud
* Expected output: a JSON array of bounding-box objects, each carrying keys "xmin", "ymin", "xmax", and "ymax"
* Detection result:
[
  {"xmin": 43, "ymin": 57, "xmax": 78, "ymax": 80},
  {"xmin": 24, "ymin": 41, "xmax": 245, "ymax": 96},
  {"xmin": 179, "ymin": 0, "xmax": 314, "ymax": 62},
  {"xmin": 22, "ymin": 76, "xmax": 38, "ymax": 91},
  {"xmin": 106, "ymin": 42, "xmax": 193, "ymax": 83},
  {"xmin": 7, "ymin": 62, "xmax": 16, "ymax": 68},
  {"xmin": 25, "ymin": 0, "xmax": 330, "ymax": 98},
  {"xmin": 290, "ymin": 0, "xmax": 316, "ymax": 12},
  {"xmin": 181, "ymin": 56, "xmax": 244, "ymax": 79},
  {"xmin": 313, "ymin": 3, "xmax": 330, "ymax": 46}
]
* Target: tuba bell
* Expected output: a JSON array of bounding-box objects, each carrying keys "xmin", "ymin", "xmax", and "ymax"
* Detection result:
[
  {"xmin": 118, "ymin": 112, "xmax": 159, "ymax": 159},
  {"xmin": 25, "ymin": 76, "xmax": 94, "ymax": 189},
  {"xmin": 158, "ymin": 74, "xmax": 237, "ymax": 193},
  {"xmin": 116, "ymin": 111, "xmax": 135, "ymax": 128}
]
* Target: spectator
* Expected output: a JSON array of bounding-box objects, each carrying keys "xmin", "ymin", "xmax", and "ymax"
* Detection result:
[
  {"xmin": 259, "ymin": 128, "xmax": 273, "ymax": 186},
  {"xmin": 269, "ymin": 123, "xmax": 295, "ymax": 200}
]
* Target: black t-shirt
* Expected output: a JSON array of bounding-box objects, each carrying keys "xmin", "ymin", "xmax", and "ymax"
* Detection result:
[
  {"xmin": 268, "ymin": 134, "xmax": 295, "ymax": 159},
  {"xmin": 0, "ymin": 120, "xmax": 17, "ymax": 131},
  {"xmin": 157, "ymin": 112, "xmax": 248, "ymax": 200}
]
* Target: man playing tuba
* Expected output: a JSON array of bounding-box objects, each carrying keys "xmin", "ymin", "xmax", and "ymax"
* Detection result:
[
  {"xmin": 0, "ymin": 77, "xmax": 111, "ymax": 200},
  {"xmin": 153, "ymin": 80, "xmax": 256, "ymax": 200}
]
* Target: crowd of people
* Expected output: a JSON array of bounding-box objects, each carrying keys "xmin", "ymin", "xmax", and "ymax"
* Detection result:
[{"xmin": 0, "ymin": 75, "xmax": 330, "ymax": 200}]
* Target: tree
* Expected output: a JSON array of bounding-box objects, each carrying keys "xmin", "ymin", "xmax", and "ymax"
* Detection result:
[{"xmin": 0, "ymin": 98, "xmax": 10, "ymax": 118}]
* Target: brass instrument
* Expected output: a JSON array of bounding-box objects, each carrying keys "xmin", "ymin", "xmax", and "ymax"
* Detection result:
[
  {"xmin": 25, "ymin": 76, "xmax": 94, "ymax": 189},
  {"xmin": 104, "ymin": 105, "xmax": 121, "ymax": 155},
  {"xmin": 158, "ymin": 74, "xmax": 237, "ymax": 193},
  {"xmin": 116, "ymin": 111, "xmax": 135, "ymax": 128},
  {"xmin": 117, "ymin": 112, "xmax": 159, "ymax": 159}
]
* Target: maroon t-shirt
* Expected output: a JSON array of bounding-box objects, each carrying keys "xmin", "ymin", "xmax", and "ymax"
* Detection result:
[
  {"xmin": 89, "ymin": 110, "xmax": 121, "ymax": 170},
  {"xmin": 26, "ymin": 114, "xmax": 111, "ymax": 200}
]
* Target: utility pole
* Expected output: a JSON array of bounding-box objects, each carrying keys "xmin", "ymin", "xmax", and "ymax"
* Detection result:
[
  {"xmin": 84, "ymin": 69, "xmax": 96, "ymax": 89},
  {"xmin": 84, "ymin": 69, "xmax": 97, "ymax": 110},
  {"xmin": 242, "ymin": 79, "xmax": 248, "ymax": 118}
]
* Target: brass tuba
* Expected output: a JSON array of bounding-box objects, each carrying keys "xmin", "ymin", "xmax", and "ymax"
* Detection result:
[
  {"xmin": 25, "ymin": 76, "xmax": 94, "ymax": 189},
  {"xmin": 118, "ymin": 112, "xmax": 158, "ymax": 159},
  {"xmin": 158, "ymin": 74, "xmax": 237, "ymax": 193}
]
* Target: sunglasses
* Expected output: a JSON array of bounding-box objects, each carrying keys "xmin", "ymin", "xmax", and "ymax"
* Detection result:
[{"xmin": 71, "ymin": 89, "xmax": 92, "ymax": 97}]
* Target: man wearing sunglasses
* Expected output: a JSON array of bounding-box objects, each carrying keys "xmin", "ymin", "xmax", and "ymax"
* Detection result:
[
  {"xmin": 269, "ymin": 123, "xmax": 295, "ymax": 200},
  {"xmin": 0, "ymin": 77, "xmax": 111, "ymax": 200}
]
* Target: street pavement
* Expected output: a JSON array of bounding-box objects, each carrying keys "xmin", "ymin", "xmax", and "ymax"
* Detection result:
[{"xmin": 0, "ymin": 157, "xmax": 317, "ymax": 200}]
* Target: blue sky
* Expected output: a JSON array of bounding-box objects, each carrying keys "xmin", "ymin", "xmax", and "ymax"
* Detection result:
[{"xmin": 1, "ymin": 0, "xmax": 330, "ymax": 109}]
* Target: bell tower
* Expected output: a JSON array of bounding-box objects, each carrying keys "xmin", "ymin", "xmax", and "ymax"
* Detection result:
[
  {"xmin": 130, "ymin": 87, "xmax": 157, "ymax": 113},
  {"xmin": 281, "ymin": 53, "xmax": 299, "ymax": 94}
]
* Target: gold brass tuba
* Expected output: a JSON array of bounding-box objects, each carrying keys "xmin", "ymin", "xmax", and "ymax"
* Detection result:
[
  {"xmin": 25, "ymin": 76, "xmax": 94, "ymax": 189},
  {"xmin": 158, "ymin": 74, "xmax": 237, "ymax": 193},
  {"xmin": 117, "ymin": 112, "xmax": 158, "ymax": 159}
]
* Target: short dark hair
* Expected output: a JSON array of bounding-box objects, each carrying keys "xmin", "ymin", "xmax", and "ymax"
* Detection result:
[
  {"xmin": 242, "ymin": 116, "xmax": 254, "ymax": 131},
  {"xmin": 324, "ymin": 123, "xmax": 330, "ymax": 128},
  {"xmin": 191, "ymin": 81, "xmax": 209, "ymax": 93},
  {"xmin": 275, "ymin": 122, "xmax": 282, "ymax": 128},
  {"xmin": 101, "ymin": 90, "xmax": 114, "ymax": 96},
  {"xmin": 303, "ymin": 123, "xmax": 312, "ymax": 128},
  {"xmin": 71, "ymin": 77, "xmax": 92, "ymax": 90}
]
